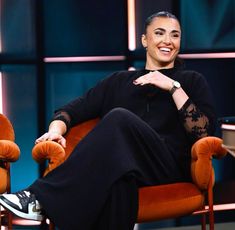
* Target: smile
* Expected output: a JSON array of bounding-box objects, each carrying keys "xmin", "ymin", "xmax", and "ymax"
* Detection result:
[{"xmin": 159, "ymin": 47, "xmax": 172, "ymax": 53}]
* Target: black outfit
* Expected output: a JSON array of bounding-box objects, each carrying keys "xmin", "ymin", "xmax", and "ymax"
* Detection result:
[{"xmin": 29, "ymin": 65, "xmax": 216, "ymax": 230}]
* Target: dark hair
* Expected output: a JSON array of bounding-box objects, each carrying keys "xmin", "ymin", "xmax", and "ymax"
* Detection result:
[{"xmin": 144, "ymin": 11, "xmax": 180, "ymax": 33}]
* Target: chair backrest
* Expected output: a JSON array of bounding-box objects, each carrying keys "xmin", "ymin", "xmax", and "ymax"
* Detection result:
[
  {"xmin": 0, "ymin": 114, "xmax": 15, "ymax": 141},
  {"xmin": 64, "ymin": 118, "xmax": 99, "ymax": 159}
]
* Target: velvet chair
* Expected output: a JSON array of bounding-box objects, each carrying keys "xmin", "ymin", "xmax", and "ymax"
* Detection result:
[
  {"xmin": 32, "ymin": 119, "xmax": 227, "ymax": 230},
  {"xmin": 0, "ymin": 114, "xmax": 20, "ymax": 229}
]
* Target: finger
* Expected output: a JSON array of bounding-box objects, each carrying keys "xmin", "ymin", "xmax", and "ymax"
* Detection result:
[
  {"xmin": 35, "ymin": 133, "xmax": 49, "ymax": 144},
  {"xmin": 133, "ymin": 78, "xmax": 145, "ymax": 85},
  {"xmin": 47, "ymin": 132, "xmax": 62, "ymax": 141},
  {"xmin": 58, "ymin": 138, "xmax": 66, "ymax": 148},
  {"xmin": 141, "ymin": 79, "xmax": 148, "ymax": 85}
]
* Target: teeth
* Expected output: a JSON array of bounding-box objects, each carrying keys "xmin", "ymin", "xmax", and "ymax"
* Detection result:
[{"xmin": 159, "ymin": 47, "xmax": 171, "ymax": 52}]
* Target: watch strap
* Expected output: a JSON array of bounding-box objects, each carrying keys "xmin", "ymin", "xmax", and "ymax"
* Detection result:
[{"xmin": 169, "ymin": 86, "xmax": 177, "ymax": 95}]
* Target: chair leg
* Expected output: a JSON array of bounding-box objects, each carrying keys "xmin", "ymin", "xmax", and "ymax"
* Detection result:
[
  {"xmin": 6, "ymin": 162, "xmax": 13, "ymax": 229},
  {"xmin": 40, "ymin": 217, "xmax": 55, "ymax": 230},
  {"xmin": 201, "ymin": 213, "xmax": 206, "ymax": 230},
  {"xmin": 208, "ymin": 200, "xmax": 214, "ymax": 230},
  {"xmin": 0, "ymin": 207, "xmax": 2, "ymax": 228},
  {"xmin": 208, "ymin": 175, "xmax": 214, "ymax": 230},
  {"xmin": 8, "ymin": 212, "xmax": 13, "ymax": 229},
  {"xmin": 0, "ymin": 209, "xmax": 13, "ymax": 229},
  {"xmin": 49, "ymin": 221, "xmax": 55, "ymax": 230}
]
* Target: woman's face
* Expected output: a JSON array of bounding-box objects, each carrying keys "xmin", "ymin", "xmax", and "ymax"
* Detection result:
[{"xmin": 142, "ymin": 17, "xmax": 181, "ymax": 69}]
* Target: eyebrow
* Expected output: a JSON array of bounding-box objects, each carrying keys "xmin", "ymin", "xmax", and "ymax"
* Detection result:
[{"xmin": 154, "ymin": 28, "xmax": 181, "ymax": 34}]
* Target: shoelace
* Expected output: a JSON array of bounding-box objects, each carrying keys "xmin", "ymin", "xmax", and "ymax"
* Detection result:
[{"xmin": 15, "ymin": 191, "xmax": 35, "ymax": 211}]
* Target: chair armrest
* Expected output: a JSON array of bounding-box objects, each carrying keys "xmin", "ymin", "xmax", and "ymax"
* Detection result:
[
  {"xmin": 0, "ymin": 114, "xmax": 15, "ymax": 141},
  {"xmin": 0, "ymin": 140, "xmax": 20, "ymax": 162},
  {"xmin": 0, "ymin": 140, "xmax": 20, "ymax": 193},
  {"xmin": 0, "ymin": 167, "xmax": 7, "ymax": 193},
  {"xmin": 32, "ymin": 141, "xmax": 66, "ymax": 176},
  {"xmin": 191, "ymin": 136, "xmax": 227, "ymax": 190}
]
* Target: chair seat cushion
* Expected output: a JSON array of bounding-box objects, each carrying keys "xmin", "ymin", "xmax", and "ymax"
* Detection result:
[{"xmin": 137, "ymin": 182, "xmax": 204, "ymax": 222}]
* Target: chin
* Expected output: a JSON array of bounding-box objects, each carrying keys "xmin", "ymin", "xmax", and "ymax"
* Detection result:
[{"xmin": 157, "ymin": 56, "xmax": 174, "ymax": 63}]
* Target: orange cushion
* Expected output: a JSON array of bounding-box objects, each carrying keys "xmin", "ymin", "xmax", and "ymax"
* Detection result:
[
  {"xmin": 191, "ymin": 137, "xmax": 227, "ymax": 190},
  {"xmin": 0, "ymin": 167, "xmax": 7, "ymax": 193},
  {"xmin": 137, "ymin": 182, "xmax": 204, "ymax": 222},
  {"xmin": 0, "ymin": 140, "xmax": 20, "ymax": 162},
  {"xmin": 32, "ymin": 141, "xmax": 66, "ymax": 176},
  {"xmin": 0, "ymin": 114, "xmax": 15, "ymax": 141},
  {"xmin": 64, "ymin": 118, "xmax": 99, "ymax": 159}
]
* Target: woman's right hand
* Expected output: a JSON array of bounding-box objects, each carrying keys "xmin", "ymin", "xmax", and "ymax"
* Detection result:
[
  {"xmin": 133, "ymin": 70, "xmax": 173, "ymax": 91},
  {"xmin": 35, "ymin": 131, "xmax": 66, "ymax": 148}
]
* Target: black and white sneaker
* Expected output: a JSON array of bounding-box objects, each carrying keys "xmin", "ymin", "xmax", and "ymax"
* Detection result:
[{"xmin": 0, "ymin": 190, "xmax": 43, "ymax": 221}]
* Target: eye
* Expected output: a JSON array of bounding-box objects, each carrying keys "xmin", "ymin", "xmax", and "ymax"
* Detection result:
[
  {"xmin": 155, "ymin": 30, "xmax": 164, "ymax": 36},
  {"xmin": 171, "ymin": 33, "xmax": 180, "ymax": 38}
]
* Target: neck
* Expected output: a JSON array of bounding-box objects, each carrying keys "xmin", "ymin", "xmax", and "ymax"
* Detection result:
[{"xmin": 145, "ymin": 59, "xmax": 174, "ymax": 70}]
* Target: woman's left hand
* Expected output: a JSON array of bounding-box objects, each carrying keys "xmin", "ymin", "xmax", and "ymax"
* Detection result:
[{"xmin": 133, "ymin": 70, "xmax": 173, "ymax": 91}]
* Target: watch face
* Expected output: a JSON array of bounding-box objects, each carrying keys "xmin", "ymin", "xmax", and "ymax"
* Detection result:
[{"xmin": 174, "ymin": 81, "xmax": 181, "ymax": 88}]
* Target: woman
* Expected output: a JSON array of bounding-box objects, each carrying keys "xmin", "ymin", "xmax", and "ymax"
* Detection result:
[{"xmin": 0, "ymin": 11, "xmax": 216, "ymax": 230}]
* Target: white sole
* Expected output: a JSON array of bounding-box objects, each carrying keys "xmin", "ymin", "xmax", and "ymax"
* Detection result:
[{"xmin": 0, "ymin": 198, "xmax": 43, "ymax": 221}]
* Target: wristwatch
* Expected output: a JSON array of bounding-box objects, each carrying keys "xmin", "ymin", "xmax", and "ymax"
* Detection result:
[{"xmin": 169, "ymin": 81, "xmax": 181, "ymax": 95}]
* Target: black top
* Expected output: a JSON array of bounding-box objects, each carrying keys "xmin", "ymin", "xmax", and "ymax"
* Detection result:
[{"xmin": 55, "ymin": 65, "xmax": 216, "ymax": 160}]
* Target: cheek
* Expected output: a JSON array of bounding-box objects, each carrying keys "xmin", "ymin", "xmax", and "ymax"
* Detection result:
[
  {"xmin": 147, "ymin": 36, "xmax": 160, "ymax": 45},
  {"xmin": 174, "ymin": 40, "xmax": 181, "ymax": 49}
]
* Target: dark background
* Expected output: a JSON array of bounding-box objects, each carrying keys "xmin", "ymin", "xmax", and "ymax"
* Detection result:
[{"xmin": 1, "ymin": 0, "xmax": 235, "ymax": 228}]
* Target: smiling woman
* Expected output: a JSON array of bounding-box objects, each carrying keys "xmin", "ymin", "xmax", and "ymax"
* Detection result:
[
  {"xmin": 141, "ymin": 11, "xmax": 181, "ymax": 70},
  {"xmin": 0, "ymin": 11, "xmax": 217, "ymax": 230}
]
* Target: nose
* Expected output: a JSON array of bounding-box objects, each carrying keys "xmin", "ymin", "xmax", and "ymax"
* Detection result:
[{"xmin": 162, "ymin": 34, "xmax": 171, "ymax": 44}]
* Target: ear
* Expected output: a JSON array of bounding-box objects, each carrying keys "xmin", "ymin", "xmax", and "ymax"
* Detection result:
[{"xmin": 141, "ymin": 34, "xmax": 147, "ymax": 48}]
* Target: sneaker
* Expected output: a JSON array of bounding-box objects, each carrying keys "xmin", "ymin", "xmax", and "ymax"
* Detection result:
[{"xmin": 0, "ymin": 190, "xmax": 43, "ymax": 221}]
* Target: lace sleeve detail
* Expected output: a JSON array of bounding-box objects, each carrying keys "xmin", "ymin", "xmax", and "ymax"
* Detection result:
[
  {"xmin": 179, "ymin": 99, "xmax": 210, "ymax": 139},
  {"xmin": 51, "ymin": 111, "xmax": 71, "ymax": 131}
]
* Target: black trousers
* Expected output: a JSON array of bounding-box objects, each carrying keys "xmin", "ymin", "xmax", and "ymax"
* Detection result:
[{"xmin": 29, "ymin": 108, "xmax": 186, "ymax": 230}]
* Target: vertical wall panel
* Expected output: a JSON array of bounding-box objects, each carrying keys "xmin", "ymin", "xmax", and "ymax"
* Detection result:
[
  {"xmin": 180, "ymin": 0, "xmax": 235, "ymax": 52},
  {"xmin": 43, "ymin": 0, "xmax": 127, "ymax": 56},
  {"xmin": 1, "ymin": 0, "xmax": 36, "ymax": 58},
  {"xmin": 0, "ymin": 0, "xmax": 38, "ymax": 192},
  {"xmin": 1, "ymin": 65, "xmax": 38, "ymax": 192}
]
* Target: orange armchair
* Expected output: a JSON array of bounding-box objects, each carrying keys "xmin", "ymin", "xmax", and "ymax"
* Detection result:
[
  {"xmin": 32, "ymin": 119, "xmax": 227, "ymax": 230},
  {"xmin": 0, "ymin": 114, "xmax": 20, "ymax": 228}
]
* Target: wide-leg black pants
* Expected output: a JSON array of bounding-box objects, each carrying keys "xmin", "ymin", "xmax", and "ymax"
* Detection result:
[{"xmin": 29, "ymin": 108, "xmax": 187, "ymax": 230}]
